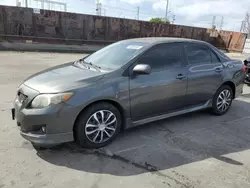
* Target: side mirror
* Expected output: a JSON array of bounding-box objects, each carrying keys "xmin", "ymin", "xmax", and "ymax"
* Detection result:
[{"xmin": 133, "ymin": 64, "xmax": 151, "ymax": 75}]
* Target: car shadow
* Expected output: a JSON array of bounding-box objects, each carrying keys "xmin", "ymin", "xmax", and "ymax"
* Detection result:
[{"xmin": 36, "ymin": 95, "xmax": 250, "ymax": 176}]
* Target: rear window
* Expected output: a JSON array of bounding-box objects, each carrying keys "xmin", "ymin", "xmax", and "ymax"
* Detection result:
[{"xmin": 209, "ymin": 45, "xmax": 231, "ymax": 60}]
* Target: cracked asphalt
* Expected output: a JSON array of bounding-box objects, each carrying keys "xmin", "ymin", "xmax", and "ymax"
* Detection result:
[{"xmin": 1, "ymin": 51, "xmax": 250, "ymax": 188}]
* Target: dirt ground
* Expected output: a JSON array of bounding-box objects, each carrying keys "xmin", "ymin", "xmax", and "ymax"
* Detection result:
[{"xmin": 1, "ymin": 51, "xmax": 250, "ymax": 188}]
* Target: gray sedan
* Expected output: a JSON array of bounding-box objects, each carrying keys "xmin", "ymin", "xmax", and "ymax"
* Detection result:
[{"xmin": 12, "ymin": 37, "xmax": 246, "ymax": 148}]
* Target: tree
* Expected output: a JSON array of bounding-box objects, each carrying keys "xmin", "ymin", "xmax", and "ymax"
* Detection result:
[{"xmin": 149, "ymin": 17, "xmax": 170, "ymax": 24}]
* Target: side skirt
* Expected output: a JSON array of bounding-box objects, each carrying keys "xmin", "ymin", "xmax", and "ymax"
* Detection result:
[{"xmin": 125, "ymin": 100, "xmax": 212, "ymax": 129}]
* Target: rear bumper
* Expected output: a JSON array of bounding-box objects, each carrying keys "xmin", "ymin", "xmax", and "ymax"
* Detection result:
[
  {"xmin": 235, "ymin": 83, "xmax": 244, "ymax": 98},
  {"xmin": 20, "ymin": 131, "xmax": 74, "ymax": 145}
]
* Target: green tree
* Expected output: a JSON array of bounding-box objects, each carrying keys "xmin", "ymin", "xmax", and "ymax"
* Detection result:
[{"xmin": 149, "ymin": 17, "xmax": 170, "ymax": 24}]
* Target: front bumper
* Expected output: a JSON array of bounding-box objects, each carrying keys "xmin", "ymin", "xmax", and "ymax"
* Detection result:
[
  {"xmin": 20, "ymin": 131, "xmax": 73, "ymax": 145},
  {"xmin": 12, "ymin": 85, "xmax": 79, "ymax": 146},
  {"xmin": 13, "ymin": 104, "xmax": 76, "ymax": 145}
]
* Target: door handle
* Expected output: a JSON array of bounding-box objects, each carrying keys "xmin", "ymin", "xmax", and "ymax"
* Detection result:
[
  {"xmin": 214, "ymin": 67, "xmax": 222, "ymax": 72},
  {"xmin": 176, "ymin": 74, "xmax": 186, "ymax": 80}
]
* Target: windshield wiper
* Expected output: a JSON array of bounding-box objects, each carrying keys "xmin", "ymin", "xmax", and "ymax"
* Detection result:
[{"xmin": 80, "ymin": 59, "xmax": 101, "ymax": 70}]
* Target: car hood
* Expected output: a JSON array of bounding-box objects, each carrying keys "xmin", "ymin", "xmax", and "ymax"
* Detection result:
[{"xmin": 23, "ymin": 62, "xmax": 105, "ymax": 93}]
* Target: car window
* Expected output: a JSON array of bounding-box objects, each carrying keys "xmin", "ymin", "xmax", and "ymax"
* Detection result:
[
  {"xmin": 210, "ymin": 51, "xmax": 221, "ymax": 63},
  {"xmin": 185, "ymin": 44, "xmax": 211, "ymax": 65},
  {"xmin": 137, "ymin": 43, "xmax": 183, "ymax": 72}
]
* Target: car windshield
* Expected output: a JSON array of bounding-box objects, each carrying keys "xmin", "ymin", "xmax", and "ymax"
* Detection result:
[{"xmin": 83, "ymin": 41, "xmax": 148, "ymax": 70}]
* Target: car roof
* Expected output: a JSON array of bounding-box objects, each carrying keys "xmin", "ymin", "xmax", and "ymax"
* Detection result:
[
  {"xmin": 122, "ymin": 37, "xmax": 230, "ymax": 62},
  {"xmin": 123, "ymin": 37, "xmax": 208, "ymax": 45}
]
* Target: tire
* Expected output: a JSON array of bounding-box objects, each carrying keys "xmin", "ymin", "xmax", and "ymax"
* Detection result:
[
  {"xmin": 211, "ymin": 85, "xmax": 233, "ymax": 116},
  {"xmin": 75, "ymin": 102, "xmax": 122, "ymax": 148}
]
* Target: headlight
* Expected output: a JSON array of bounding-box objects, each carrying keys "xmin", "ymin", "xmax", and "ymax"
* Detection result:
[{"xmin": 31, "ymin": 93, "xmax": 74, "ymax": 108}]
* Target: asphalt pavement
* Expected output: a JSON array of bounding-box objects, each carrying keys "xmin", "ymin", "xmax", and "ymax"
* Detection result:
[{"xmin": 1, "ymin": 51, "xmax": 250, "ymax": 188}]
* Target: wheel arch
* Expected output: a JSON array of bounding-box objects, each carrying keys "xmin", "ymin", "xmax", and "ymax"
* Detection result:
[
  {"xmin": 221, "ymin": 81, "xmax": 236, "ymax": 99},
  {"xmin": 73, "ymin": 99, "xmax": 126, "ymax": 140}
]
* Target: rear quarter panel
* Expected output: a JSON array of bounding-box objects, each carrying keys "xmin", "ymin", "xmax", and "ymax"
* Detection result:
[{"xmin": 222, "ymin": 59, "xmax": 245, "ymax": 97}]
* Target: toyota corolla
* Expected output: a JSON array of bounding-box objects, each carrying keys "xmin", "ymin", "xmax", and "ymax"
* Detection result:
[{"xmin": 12, "ymin": 37, "xmax": 245, "ymax": 148}]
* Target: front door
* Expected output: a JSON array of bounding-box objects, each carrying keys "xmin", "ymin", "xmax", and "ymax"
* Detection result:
[
  {"xmin": 184, "ymin": 43, "xmax": 224, "ymax": 107},
  {"xmin": 129, "ymin": 43, "xmax": 188, "ymax": 121}
]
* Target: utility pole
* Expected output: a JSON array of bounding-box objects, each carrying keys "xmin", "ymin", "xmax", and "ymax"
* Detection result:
[
  {"xmin": 240, "ymin": 20, "xmax": 245, "ymax": 32},
  {"xmin": 96, "ymin": 0, "xmax": 102, "ymax": 16},
  {"xmin": 165, "ymin": 0, "xmax": 169, "ymax": 21},
  {"xmin": 41, "ymin": 0, "xmax": 44, "ymax": 9},
  {"xmin": 219, "ymin": 16, "xmax": 224, "ymax": 30},
  {"xmin": 16, "ymin": 0, "xmax": 21, "ymax": 6},
  {"xmin": 212, "ymin": 15, "xmax": 216, "ymax": 29},
  {"xmin": 137, "ymin": 6, "xmax": 140, "ymax": 20},
  {"xmin": 25, "ymin": 0, "xmax": 28, "ymax": 7},
  {"xmin": 172, "ymin": 14, "xmax": 175, "ymax": 24}
]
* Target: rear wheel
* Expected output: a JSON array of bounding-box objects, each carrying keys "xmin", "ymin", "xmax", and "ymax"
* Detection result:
[
  {"xmin": 212, "ymin": 85, "xmax": 233, "ymax": 115},
  {"xmin": 75, "ymin": 102, "xmax": 122, "ymax": 148}
]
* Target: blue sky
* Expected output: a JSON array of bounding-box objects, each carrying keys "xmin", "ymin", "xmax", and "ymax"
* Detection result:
[{"xmin": 1, "ymin": 0, "xmax": 250, "ymax": 31}]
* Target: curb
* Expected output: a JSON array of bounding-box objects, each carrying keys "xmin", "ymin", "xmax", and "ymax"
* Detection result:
[{"xmin": 0, "ymin": 42, "xmax": 103, "ymax": 54}]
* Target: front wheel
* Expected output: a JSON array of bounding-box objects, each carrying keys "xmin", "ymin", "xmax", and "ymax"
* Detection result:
[
  {"xmin": 212, "ymin": 85, "xmax": 233, "ymax": 115},
  {"xmin": 75, "ymin": 102, "xmax": 122, "ymax": 148}
]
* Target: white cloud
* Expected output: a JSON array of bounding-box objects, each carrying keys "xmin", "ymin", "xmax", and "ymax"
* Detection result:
[
  {"xmin": 152, "ymin": 0, "xmax": 250, "ymax": 31},
  {"xmin": 176, "ymin": 1, "xmax": 241, "ymax": 19},
  {"xmin": 153, "ymin": 0, "xmax": 249, "ymax": 18},
  {"xmin": 152, "ymin": 1, "xmax": 165, "ymax": 11}
]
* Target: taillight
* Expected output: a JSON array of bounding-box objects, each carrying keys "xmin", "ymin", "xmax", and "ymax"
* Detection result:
[{"xmin": 242, "ymin": 65, "xmax": 247, "ymax": 72}]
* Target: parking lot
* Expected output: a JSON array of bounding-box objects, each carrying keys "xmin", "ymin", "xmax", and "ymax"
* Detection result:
[{"xmin": 1, "ymin": 51, "xmax": 250, "ymax": 188}]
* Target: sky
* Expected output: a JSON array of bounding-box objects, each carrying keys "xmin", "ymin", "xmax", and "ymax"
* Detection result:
[{"xmin": 0, "ymin": 0, "xmax": 250, "ymax": 31}]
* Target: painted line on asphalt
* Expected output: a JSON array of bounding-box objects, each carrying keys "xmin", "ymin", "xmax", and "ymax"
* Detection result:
[{"xmin": 114, "ymin": 145, "xmax": 147, "ymax": 154}]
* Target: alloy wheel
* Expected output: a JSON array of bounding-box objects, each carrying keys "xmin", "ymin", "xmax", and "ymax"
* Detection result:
[
  {"xmin": 85, "ymin": 110, "xmax": 117, "ymax": 144},
  {"xmin": 216, "ymin": 89, "xmax": 232, "ymax": 112}
]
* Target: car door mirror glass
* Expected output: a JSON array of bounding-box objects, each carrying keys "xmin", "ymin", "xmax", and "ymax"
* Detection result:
[{"xmin": 133, "ymin": 64, "xmax": 151, "ymax": 75}]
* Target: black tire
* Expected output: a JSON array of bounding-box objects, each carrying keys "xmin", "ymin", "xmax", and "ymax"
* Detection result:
[
  {"xmin": 75, "ymin": 102, "xmax": 122, "ymax": 148},
  {"xmin": 211, "ymin": 85, "xmax": 233, "ymax": 116}
]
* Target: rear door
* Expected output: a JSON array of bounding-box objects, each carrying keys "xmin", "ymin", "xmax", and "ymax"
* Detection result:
[
  {"xmin": 129, "ymin": 43, "xmax": 188, "ymax": 121},
  {"xmin": 184, "ymin": 43, "xmax": 224, "ymax": 107}
]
